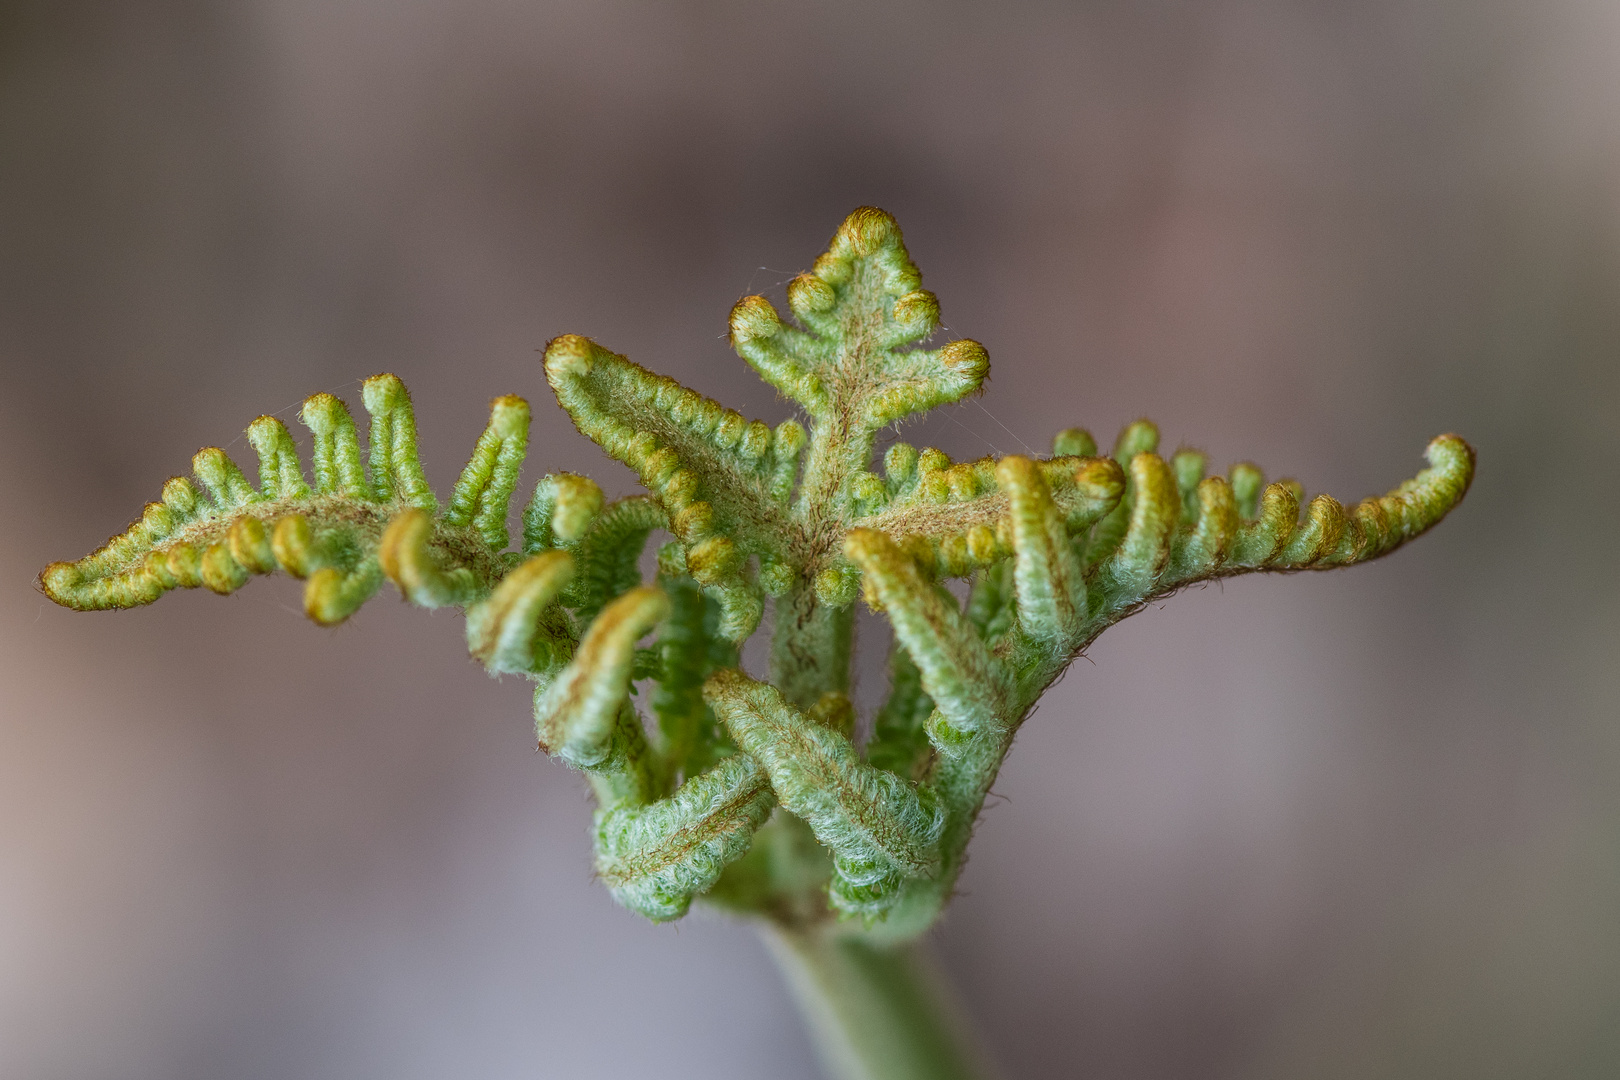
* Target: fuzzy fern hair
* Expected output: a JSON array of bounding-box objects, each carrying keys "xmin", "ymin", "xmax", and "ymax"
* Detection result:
[{"xmin": 41, "ymin": 207, "xmax": 1473, "ymax": 937}]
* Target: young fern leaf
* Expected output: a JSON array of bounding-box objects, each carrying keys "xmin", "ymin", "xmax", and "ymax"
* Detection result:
[
  {"xmin": 1072, "ymin": 430, "xmax": 1476, "ymax": 648},
  {"xmin": 464, "ymin": 550, "xmax": 576, "ymax": 675},
  {"xmin": 554, "ymin": 496, "xmax": 667, "ymax": 627},
  {"xmin": 543, "ymin": 333, "xmax": 803, "ymax": 642},
  {"xmin": 521, "ymin": 472, "xmax": 604, "ymax": 552},
  {"xmin": 996, "ymin": 455, "xmax": 1088, "ymax": 649},
  {"xmin": 362, "ymin": 376, "xmax": 436, "ymax": 509},
  {"xmin": 44, "ymin": 206, "xmax": 1473, "ymax": 949},
  {"xmin": 533, "ymin": 586, "xmax": 666, "ymax": 781},
  {"xmin": 594, "ymin": 753, "xmax": 775, "ymax": 921},
  {"xmin": 1085, "ymin": 419, "xmax": 1162, "ymax": 568},
  {"xmin": 844, "ymin": 528, "xmax": 1012, "ymax": 750},
  {"xmin": 40, "ymin": 374, "xmax": 524, "ymax": 625},
  {"xmin": 378, "ymin": 509, "xmax": 479, "ymax": 608},
  {"xmin": 847, "ymin": 450, "xmax": 1124, "ymax": 581},
  {"xmin": 727, "ymin": 207, "xmax": 988, "ymax": 437},
  {"xmin": 705, "ymin": 669, "xmax": 945, "ymax": 920},
  {"xmin": 443, "ymin": 395, "xmax": 531, "ymax": 549}
]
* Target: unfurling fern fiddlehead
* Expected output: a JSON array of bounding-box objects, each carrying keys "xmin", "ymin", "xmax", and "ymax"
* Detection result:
[{"xmin": 41, "ymin": 209, "xmax": 1472, "ymax": 958}]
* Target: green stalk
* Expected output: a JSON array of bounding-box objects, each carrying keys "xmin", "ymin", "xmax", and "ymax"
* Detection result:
[{"xmin": 761, "ymin": 926, "xmax": 997, "ymax": 1080}]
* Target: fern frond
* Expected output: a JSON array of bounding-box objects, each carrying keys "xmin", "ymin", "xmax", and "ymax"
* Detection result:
[
  {"xmin": 706, "ymin": 668, "xmax": 944, "ymax": 920},
  {"xmin": 848, "ymin": 448, "xmax": 1124, "ymax": 580},
  {"xmin": 464, "ymin": 549, "xmax": 576, "ymax": 674},
  {"xmin": 1080, "ymin": 431, "xmax": 1475, "ymax": 635},
  {"xmin": 44, "ymin": 206, "xmax": 1475, "ymax": 948},
  {"xmin": 443, "ymin": 395, "xmax": 531, "ymax": 549},
  {"xmin": 41, "ymin": 375, "xmax": 534, "ymax": 627},
  {"xmin": 843, "ymin": 528, "xmax": 1011, "ymax": 750},
  {"xmin": 594, "ymin": 753, "xmax": 775, "ymax": 921},
  {"xmin": 526, "ymin": 586, "xmax": 673, "ymax": 813},
  {"xmin": 543, "ymin": 334, "xmax": 798, "ymax": 639},
  {"xmin": 995, "ymin": 455, "xmax": 1088, "ymax": 648},
  {"xmin": 727, "ymin": 208, "xmax": 988, "ymax": 434}
]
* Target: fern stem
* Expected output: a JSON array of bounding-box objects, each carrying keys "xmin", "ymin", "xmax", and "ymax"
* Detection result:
[
  {"xmin": 762, "ymin": 926, "xmax": 995, "ymax": 1080},
  {"xmin": 768, "ymin": 582, "xmax": 855, "ymax": 710}
]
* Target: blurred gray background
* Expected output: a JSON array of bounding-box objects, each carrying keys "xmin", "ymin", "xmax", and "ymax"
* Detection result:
[{"xmin": 2, "ymin": 1, "xmax": 1617, "ymax": 1077}]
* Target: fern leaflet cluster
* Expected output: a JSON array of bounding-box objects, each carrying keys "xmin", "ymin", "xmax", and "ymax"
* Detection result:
[{"xmin": 43, "ymin": 208, "xmax": 1473, "ymax": 936}]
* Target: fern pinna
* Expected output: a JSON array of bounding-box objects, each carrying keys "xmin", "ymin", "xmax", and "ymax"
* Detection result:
[{"xmin": 42, "ymin": 207, "xmax": 1473, "ymax": 942}]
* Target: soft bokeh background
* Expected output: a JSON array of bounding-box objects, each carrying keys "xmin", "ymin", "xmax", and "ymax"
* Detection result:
[{"xmin": 2, "ymin": 2, "xmax": 1617, "ymax": 1077}]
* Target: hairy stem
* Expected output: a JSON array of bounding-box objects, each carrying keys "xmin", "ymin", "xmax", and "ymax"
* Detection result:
[
  {"xmin": 769, "ymin": 583, "xmax": 855, "ymax": 709},
  {"xmin": 762, "ymin": 926, "xmax": 995, "ymax": 1080}
]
